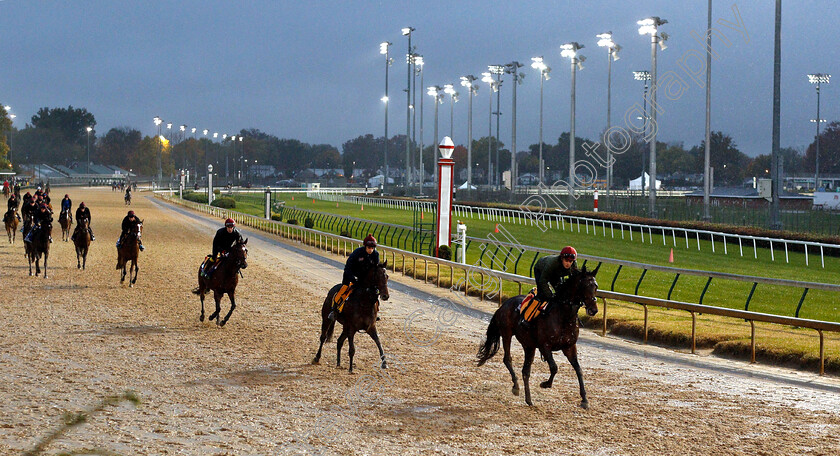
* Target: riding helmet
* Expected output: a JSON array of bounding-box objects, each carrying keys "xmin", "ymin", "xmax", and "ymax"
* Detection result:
[
  {"xmin": 225, "ymin": 218, "xmax": 236, "ymax": 227},
  {"xmin": 127, "ymin": 210, "xmax": 135, "ymax": 217},
  {"xmin": 363, "ymin": 234, "xmax": 377, "ymax": 248},
  {"xmin": 560, "ymin": 246, "xmax": 577, "ymax": 260},
  {"xmin": 80, "ymin": 202, "xmax": 85, "ymax": 208}
]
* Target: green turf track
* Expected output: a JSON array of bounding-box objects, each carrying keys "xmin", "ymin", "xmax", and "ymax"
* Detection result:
[{"xmin": 205, "ymin": 191, "xmax": 840, "ymax": 323}]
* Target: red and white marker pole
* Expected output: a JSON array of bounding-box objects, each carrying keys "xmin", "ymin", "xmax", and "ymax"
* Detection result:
[
  {"xmin": 436, "ymin": 137, "xmax": 455, "ymax": 256},
  {"xmin": 594, "ymin": 190, "xmax": 599, "ymax": 212}
]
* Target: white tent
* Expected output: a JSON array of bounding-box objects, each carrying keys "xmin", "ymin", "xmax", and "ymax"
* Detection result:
[
  {"xmin": 367, "ymin": 174, "xmax": 394, "ymax": 187},
  {"xmin": 629, "ymin": 172, "xmax": 661, "ymax": 190},
  {"xmin": 458, "ymin": 181, "xmax": 477, "ymax": 190}
]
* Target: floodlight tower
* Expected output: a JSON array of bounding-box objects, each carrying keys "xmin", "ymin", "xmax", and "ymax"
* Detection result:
[
  {"xmin": 380, "ymin": 41, "xmax": 393, "ymax": 192},
  {"xmin": 153, "ymin": 116, "xmax": 163, "ymax": 182},
  {"xmin": 402, "ymin": 27, "xmax": 415, "ymax": 187},
  {"xmin": 481, "ymin": 72, "xmax": 499, "ymax": 186},
  {"xmin": 561, "ymin": 43, "xmax": 585, "ymax": 209},
  {"xmin": 633, "ymin": 70, "xmax": 651, "ymax": 196},
  {"xmin": 443, "ymin": 84, "xmax": 459, "ymax": 139},
  {"xmin": 505, "ymin": 61, "xmax": 524, "ymax": 195},
  {"xmin": 808, "ymin": 73, "xmax": 830, "ymax": 190},
  {"xmin": 530, "ymin": 57, "xmax": 551, "ymax": 188},
  {"xmin": 597, "ymin": 32, "xmax": 621, "ymax": 206},
  {"xmin": 460, "ymin": 75, "xmax": 479, "ymax": 187},
  {"xmin": 427, "ymin": 85, "xmax": 444, "ymax": 188},
  {"xmin": 638, "ymin": 16, "xmax": 668, "ymax": 217},
  {"xmin": 415, "ymin": 55, "xmax": 425, "ymax": 192},
  {"xmin": 488, "ymin": 65, "xmax": 505, "ymax": 189}
]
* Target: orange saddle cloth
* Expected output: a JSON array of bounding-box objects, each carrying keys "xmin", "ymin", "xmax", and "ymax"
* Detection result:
[{"xmin": 517, "ymin": 287, "xmax": 546, "ymax": 322}]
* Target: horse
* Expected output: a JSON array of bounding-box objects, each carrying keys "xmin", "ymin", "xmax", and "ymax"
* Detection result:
[
  {"xmin": 73, "ymin": 218, "xmax": 91, "ymax": 270},
  {"xmin": 477, "ymin": 265, "xmax": 600, "ymax": 408},
  {"xmin": 4, "ymin": 209, "xmax": 18, "ymax": 244},
  {"xmin": 312, "ymin": 261, "xmax": 390, "ymax": 373},
  {"xmin": 26, "ymin": 221, "xmax": 52, "ymax": 277},
  {"xmin": 58, "ymin": 209, "xmax": 73, "ymax": 242},
  {"xmin": 116, "ymin": 221, "xmax": 143, "ymax": 286},
  {"xmin": 124, "ymin": 192, "xmax": 131, "ymax": 205},
  {"xmin": 192, "ymin": 239, "xmax": 249, "ymax": 327}
]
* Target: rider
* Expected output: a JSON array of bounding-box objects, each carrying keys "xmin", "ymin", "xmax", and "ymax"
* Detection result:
[
  {"xmin": 25, "ymin": 203, "xmax": 53, "ymax": 244},
  {"xmin": 21, "ymin": 196, "xmax": 39, "ymax": 226},
  {"xmin": 202, "ymin": 218, "xmax": 244, "ymax": 279},
  {"xmin": 117, "ymin": 210, "xmax": 144, "ymax": 251},
  {"xmin": 328, "ymin": 234, "xmax": 380, "ymax": 320},
  {"xmin": 13, "ymin": 182, "xmax": 21, "ymax": 199},
  {"xmin": 7, "ymin": 193, "xmax": 20, "ymax": 219},
  {"xmin": 71, "ymin": 202, "xmax": 95, "ymax": 241},
  {"xmin": 519, "ymin": 246, "xmax": 579, "ymax": 329},
  {"xmin": 22, "ymin": 191, "xmax": 32, "ymax": 206},
  {"xmin": 60, "ymin": 194, "xmax": 72, "ymax": 215},
  {"xmin": 125, "ymin": 186, "xmax": 132, "ymax": 201}
]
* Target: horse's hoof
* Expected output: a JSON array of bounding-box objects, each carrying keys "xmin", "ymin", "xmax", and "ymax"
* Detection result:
[
  {"xmin": 311, "ymin": 358, "xmax": 320, "ymax": 365},
  {"xmin": 512, "ymin": 386, "xmax": 520, "ymax": 396},
  {"xmin": 219, "ymin": 320, "xmax": 227, "ymax": 327},
  {"xmin": 381, "ymin": 361, "xmax": 387, "ymax": 369},
  {"xmin": 539, "ymin": 381, "xmax": 552, "ymax": 389},
  {"xmin": 580, "ymin": 400, "xmax": 589, "ymax": 410},
  {"xmin": 525, "ymin": 399, "xmax": 533, "ymax": 406},
  {"xmin": 199, "ymin": 314, "xmax": 205, "ymax": 322}
]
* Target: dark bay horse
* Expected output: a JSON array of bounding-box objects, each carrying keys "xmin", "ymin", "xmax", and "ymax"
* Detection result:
[
  {"xmin": 312, "ymin": 261, "xmax": 390, "ymax": 373},
  {"xmin": 26, "ymin": 221, "xmax": 52, "ymax": 277},
  {"xmin": 4, "ymin": 209, "xmax": 18, "ymax": 244},
  {"xmin": 59, "ymin": 209, "xmax": 73, "ymax": 242},
  {"xmin": 116, "ymin": 220, "xmax": 142, "ymax": 286},
  {"xmin": 477, "ymin": 265, "xmax": 600, "ymax": 408},
  {"xmin": 125, "ymin": 192, "xmax": 131, "ymax": 205},
  {"xmin": 192, "ymin": 238, "xmax": 248, "ymax": 327},
  {"xmin": 73, "ymin": 218, "xmax": 91, "ymax": 270}
]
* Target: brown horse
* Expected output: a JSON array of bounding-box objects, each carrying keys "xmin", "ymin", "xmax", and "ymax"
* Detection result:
[
  {"xmin": 116, "ymin": 220, "xmax": 142, "ymax": 286},
  {"xmin": 312, "ymin": 261, "xmax": 390, "ymax": 373},
  {"xmin": 477, "ymin": 265, "xmax": 600, "ymax": 408},
  {"xmin": 125, "ymin": 192, "xmax": 131, "ymax": 205},
  {"xmin": 59, "ymin": 209, "xmax": 73, "ymax": 242},
  {"xmin": 73, "ymin": 218, "xmax": 91, "ymax": 270},
  {"xmin": 192, "ymin": 238, "xmax": 248, "ymax": 327},
  {"xmin": 26, "ymin": 221, "xmax": 52, "ymax": 277},
  {"xmin": 4, "ymin": 209, "xmax": 18, "ymax": 244}
]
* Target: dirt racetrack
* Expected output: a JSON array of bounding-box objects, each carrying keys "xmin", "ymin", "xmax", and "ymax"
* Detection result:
[{"xmin": 1, "ymin": 187, "xmax": 839, "ymax": 455}]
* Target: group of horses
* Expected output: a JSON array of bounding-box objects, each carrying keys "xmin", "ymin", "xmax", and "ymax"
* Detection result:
[{"xmin": 2, "ymin": 193, "xmax": 143, "ymax": 284}]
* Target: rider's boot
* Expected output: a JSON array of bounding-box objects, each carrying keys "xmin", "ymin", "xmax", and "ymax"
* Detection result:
[
  {"xmin": 138, "ymin": 239, "xmax": 145, "ymax": 251},
  {"xmin": 89, "ymin": 228, "xmax": 95, "ymax": 241}
]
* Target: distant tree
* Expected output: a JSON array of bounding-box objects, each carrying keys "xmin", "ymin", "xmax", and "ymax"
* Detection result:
[
  {"xmin": 0, "ymin": 107, "xmax": 11, "ymax": 167},
  {"xmin": 30, "ymin": 106, "xmax": 96, "ymax": 146},
  {"xmin": 805, "ymin": 121, "xmax": 840, "ymax": 175},
  {"xmin": 96, "ymin": 127, "xmax": 141, "ymax": 166},
  {"xmin": 689, "ymin": 131, "xmax": 749, "ymax": 185}
]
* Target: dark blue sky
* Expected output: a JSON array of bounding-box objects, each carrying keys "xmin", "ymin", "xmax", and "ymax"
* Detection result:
[{"xmin": 1, "ymin": 1, "xmax": 836, "ymax": 157}]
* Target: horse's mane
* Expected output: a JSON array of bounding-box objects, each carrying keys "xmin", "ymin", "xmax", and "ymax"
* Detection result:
[{"xmin": 549, "ymin": 267, "xmax": 586, "ymax": 306}]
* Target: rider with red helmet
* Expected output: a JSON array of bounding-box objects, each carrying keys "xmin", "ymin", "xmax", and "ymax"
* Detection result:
[
  {"xmin": 329, "ymin": 234, "xmax": 380, "ymax": 320},
  {"xmin": 519, "ymin": 246, "xmax": 579, "ymax": 328},
  {"xmin": 202, "ymin": 218, "xmax": 244, "ymax": 279},
  {"xmin": 117, "ymin": 210, "xmax": 144, "ymax": 251}
]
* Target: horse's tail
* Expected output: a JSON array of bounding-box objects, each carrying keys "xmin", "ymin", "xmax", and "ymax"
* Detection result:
[{"xmin": 477, "ymin": 312, "xmax": 502, "ymax": 367}]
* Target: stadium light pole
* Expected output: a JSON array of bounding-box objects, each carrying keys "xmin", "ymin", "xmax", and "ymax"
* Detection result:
[
  {"xmin": 703, "ymin": 0, "xmax": 713, "ymax": 221},
  {"xmin": 770, "ymin": 0, "xmax": 782, "ymax": 230},
  {"xmin": 481, "ymin": 72, "xmax": 498, "ymax": 186},
  {"xmin": 461, "ymin": 75, "xmax": 478, "ymax": 188},
  {"xmin": 380, "ymin": 41, "xmax": 392, "ymax": 193},
  {"xmin": 85, "ymin": 126, "xmax": 93, "ymax": 175},
  {"xmin": 153, "ymin": 117, "xmax": 163, "ymax": 183},
  {"xmin": 808, "ymin": 73, "xmax": 830, "ymax": 191},
  {"xmin": 7, "ymin": 112, "xmax": 15, "ymax": 165},
  {"xmin": 222, "ymin": 134, "xmax": 229, "ymax": 179},
  {"xmin": 415, "ymin": 55, "xmax": 425, "ymax": 193},
  {"xmin": 202, "ymin": 129, "xmax": 209, "ymax": 186},
  {"xmin": 443, "ymin": 84, "xmax": 458, "ymax": 140},
  {"xmin": 505, "ymin": 61, "xmax": 524, "ymax": 196},
  {"xmin": 489, "ymin": 65, "xmax": 505, "ymax": 189},
  {"xmin": 597, "ymin": 33, "xmax": 620, "ymax": 209},
  {"xmin": 638, "ymin": 16, "xmax": 668, "ymax": 217},
  {"xmin": 561, "ymin": 43, "xmax": 585, "ymax": 209},
  {"xmin": 402, "ymin": 27, "xmax": 415, "ymax": 188},
  {"xmin": 427, "ymin": 85, "xmax": 443, "ymax": 187},
  {"xmin": 633, "ymin": 70, "xmax": 651, "ymax": 196},
  {"xmin": 530, "ymin": 57, "xmax": 551, "ymax": 188}
]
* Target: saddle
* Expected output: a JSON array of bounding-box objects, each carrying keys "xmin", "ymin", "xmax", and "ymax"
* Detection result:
[
  {"xmin": 332, "ymin": 283, "xmax": 354, "ymax": 313},
  {"xmin": 517, "ymin": 287, "xmax": 547, "ymax": 322}
]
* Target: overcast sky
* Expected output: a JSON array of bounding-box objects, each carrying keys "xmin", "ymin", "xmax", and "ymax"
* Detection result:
[{"xmin": 2, "ymin": 1, "xmax": 837, "ymax": 157}]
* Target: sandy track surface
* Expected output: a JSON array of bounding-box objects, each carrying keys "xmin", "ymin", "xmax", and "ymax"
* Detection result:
[{"xmin": 1, "ymin": 187, "xmax": 839, "ymax": 455}]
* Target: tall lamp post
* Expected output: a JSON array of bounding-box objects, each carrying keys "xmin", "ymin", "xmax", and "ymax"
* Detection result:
[
  {"xmin": 808, "ymin": 73, "xmax": 830, "ymax": 191},
  {"xmin": 202, "ymin": 129, "xmax": 209, "ymax": 185},
  {"xmin": 530, "ymin": 57, "xmax": 551, "ymax": 188},
  {"xmin": 190, "ymin": 127, "xmax": 197, "ymax": 182},
  {"xmin": 638, "ymin": 16, "xmax": 668, "ymax": 217},
  {"xmin": 633, "ymin": 70, "xmax": 651, "ymax": 196},
  {"xmin": 402, "ymin": 27, "xmax": 415, "ymax": 188},
  {"xmin": 703, "ymin": 0, "xmax": 713, "ymax": 221},
  {"xmin": 561, "ymin": 43, "xmax": 585, "ymax": 209},
  {"xmin": 770, "ymin": 0, "xmax": 782, "ymax": 230},
  {"xmin": 460, "ymin": 75, "xmax": 478, "ymax": 188},
  {"xmin": 415, "ymin": 55, "xmax": 425, "ymax": 193},
  {"xmin": 427, "ymin": 85, "xmax": 443, "ymax": 188},
  {"xmin": 597, "ymin": 33, "xmax": 621, "ymax": 208},
  {"xmin": 443, "ymin": 84, "xmax": 459, "ymax": 139},
  {"xmin": 153, "ymin": 116, "xmax": 163, "ymax": 183},
  {"xmin": 481, "ymin": 73, "xmax": 498, "ymax": 186},
  {"xmin": 179, "ymin": 125, "xmax": 187, "ymax": 172},
  {"xmin": 380, "ymin": 41, "xmax": 392, "ymax": 193},
  {"xmin": 222, "ymin": 134, "xmax": 229, "ymax": 179},
  {"xmin": 86, "ymin": 126, "xmax": 93, "ymax": 175},
  {"xmin": 166, "ymin": 123, "xmax": 173, "ymax": 181},
  {"xmin": 505, "ymin": 62, "xmax": 524, "ymax": 196},
  {"xmin": 8, "ymin": 113, "xmax": 16, "ymax": 165},
  {"xmin": 488, "ymin": 65, "xmax": 505, "ymax": 189}
]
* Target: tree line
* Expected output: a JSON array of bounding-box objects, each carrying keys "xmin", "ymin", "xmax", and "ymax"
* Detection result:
[{"xmin": 2, "ymin": 106, "xmax": 831, "ymax": 186}]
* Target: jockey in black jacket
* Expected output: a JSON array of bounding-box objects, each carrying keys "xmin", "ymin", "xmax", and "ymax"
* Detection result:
[
  {"xmin": 71, "ymin": 202, "xmax": 95, "ymax": 241},
  {"xmin": 328, "ymin": 234, "xmax": 380, "ymax": 320},
  {"xmin": 117, "ymin": 210, "xmax": 144, "ymax": 251},
  {"xmin": 202, "ymin": 218, "xmax": 244, "ymax": 279}
]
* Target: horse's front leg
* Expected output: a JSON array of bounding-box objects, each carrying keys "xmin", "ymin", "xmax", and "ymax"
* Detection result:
[
  {"xmin": 336, "ymin": 328, "xmax": 349, "ymax": 369},
  {"xmin": 28, "ymin": 255, "xmax": 32, "ymax": 276},
  {"xmin": 130, "ymin": 260, "xmax": 139, "ymax": 285},
  {"xmin": 366, "ymin": 326, "xmax": 386, "ymax": 369},
  {"xmin": 539, "ymin": 346, "xmax": 558, "ymax": 389},
  {"xmin": 219, "ymin": 291, "xmax": 236, "ymax": 327},
  {"xmin": 42, "ymin": 253, "xmax": 48, "ymax": 279},
  {"xmin": 522, "ymin": 346, "xmax": 536, "ymax": 406},
  {"xmin": 209, "ymin": 289, "xmax": 222, "ymax": 323},
  {"xmin": 563, "ymin": 345, "xmax": 588, "ymax": 409},
  {"xmin": 347, "ymin": 333, "xmax": 357, "ymax": 374}
]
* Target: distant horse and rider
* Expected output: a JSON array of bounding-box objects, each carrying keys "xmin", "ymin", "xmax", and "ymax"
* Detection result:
[
  {"xmin": 477, "ymin": 264, "xmax": 600, "ymax": 408},
  {"xmin": 193, "ymin": 218, "xmax": 248, "ymax": 327},
  {"xmin": 313, "ymin": 235, "xmax": 390, "ymax": 373},
  {"xmin": 116, "ymin": 211, "xmax": 143, "ymax": 286},
  {"xmin": 24, "ymin": 206, "xmax": 53, "ymax": 278},
  {"xmin": 59, "ymin": 208, "xmax": 73, "ymax": 242},
  {"xmin": 73, "ymin": 217, "xmax": 91, "ymax": 270}
]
